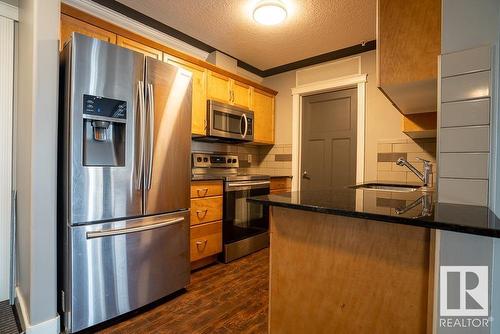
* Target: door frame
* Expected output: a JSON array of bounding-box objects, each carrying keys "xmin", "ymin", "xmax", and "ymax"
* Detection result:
[{"xmin": 291, "ymin": 74, "xmax": 367, "ymax": 191}]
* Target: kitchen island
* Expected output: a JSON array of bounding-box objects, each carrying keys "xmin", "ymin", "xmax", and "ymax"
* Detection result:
[{"xmin": 248, "ymin": 186, "xmax": 500, "ymax": 334}]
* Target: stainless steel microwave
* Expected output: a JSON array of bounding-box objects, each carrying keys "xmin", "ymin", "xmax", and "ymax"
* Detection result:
[{"xmin": 206, "ymin": 100, "xmax": 254, "ymax": 142}]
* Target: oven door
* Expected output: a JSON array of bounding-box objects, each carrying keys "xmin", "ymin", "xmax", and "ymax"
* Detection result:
[
  {"xmin": 223, "ymin": 180, "xmax": 270, "ymax": 245},
  {"xmin": 207, "ymin": 100, "xmax": 254, "ymax": 142}
]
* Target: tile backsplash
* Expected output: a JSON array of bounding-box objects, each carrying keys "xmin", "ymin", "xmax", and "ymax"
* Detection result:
[
  {"xmin": 377, "ymin": 138, "xmax": 437, "ymax": 185},
  {"xmin": 191, "ymin": 141, "xmax": 292, "ymax": 176}
]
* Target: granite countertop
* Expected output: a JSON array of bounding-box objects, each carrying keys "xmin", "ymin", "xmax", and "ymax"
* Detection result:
[{"xmin": 248, "ymin": 184, "xmax": 500, "ymax": 238}]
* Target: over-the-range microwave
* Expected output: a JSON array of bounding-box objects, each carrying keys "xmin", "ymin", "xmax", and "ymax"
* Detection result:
[{"xmin": 196, "ymin": 100, "xmax": 254, "ymax": 142}]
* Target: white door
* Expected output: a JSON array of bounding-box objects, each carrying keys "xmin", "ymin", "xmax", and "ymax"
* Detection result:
[{"xmin": 0, "ymin": 15, "xmax": 14, "ymax": 302}]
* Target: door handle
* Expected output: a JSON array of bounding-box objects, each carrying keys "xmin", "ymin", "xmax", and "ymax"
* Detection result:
[
  {"xmin": 196, "ymin": 239, "xmax": 208, "ymax": 251},
  {"xmin": 146, "ymin": 83, "xmax": 155, "ymax": 190},
  {"xmin": 303, "ymin": 170, "xmax": 310, "ymax": 179},
  {"xmin": 86, "ymin": 217, "xmax": 184, "ymax": 239},
  {"xmin": 240, "ymin": 113, "xmax": 248, "ymax": 138},
  {"xmin": 196, "ymin": 188, "xmax": 209, "ymax": 197},
  {"xmin": 135, "ymin": 81, "xmax": 145, "ymax": 190},
  {"xmin": 196, "ymin": 209, "xmax": 208, "ymax": 219}
]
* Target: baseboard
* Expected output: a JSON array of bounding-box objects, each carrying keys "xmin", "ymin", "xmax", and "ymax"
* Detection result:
[{"xmin": 15, "ymin": 287, "xmax": 60, "ymax": 334}]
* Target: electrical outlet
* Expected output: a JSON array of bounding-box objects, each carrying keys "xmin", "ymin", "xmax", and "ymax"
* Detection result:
[{"xmin": 247, "ymin": 154, "xmax": 252, "ymax": 163}]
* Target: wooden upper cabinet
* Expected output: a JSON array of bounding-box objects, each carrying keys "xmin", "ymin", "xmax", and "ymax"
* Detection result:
[
  {"xmin": 207, "ymin": 71, "xmax": 232, "ymax": 104},
  {"xmin": 232, "ymin": 81, "xmax": 252, "ymax": 109},
  {"xmin": 207, "ymin": 71, "xmax": 252, "ymax": 109},
  {"xmin": 252, "ymin": 88, "xmax": 275, "ymax": 144},
  {"xmin": 165, "ymin": 54, "xmax": 208, "ymax": 136},
  {"xmin": 377, "ymin": 0, "xmax": 441, "ymax": 115},
  {"xmin": 116, "ymin": 36, "xmax": 162, "ymax": 60},
  {"xmin": 60, "ymin": 14, "xmax": 116, "ymax": 50}
]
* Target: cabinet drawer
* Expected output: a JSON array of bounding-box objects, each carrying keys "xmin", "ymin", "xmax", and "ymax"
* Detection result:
[
  {"xmin": 190, "ymin": 221, "xmax": 222, "ymax": 262},
  {"xmin": 190, "ymin": 196, "xmax": 223, "ymax": 225},
  {"xmin": 190, "ymin": 180, "xmax": 223, "ymax": 198},
  {"xmin": 270, "ymin": 177, "xmax": 291, "ymax": 191}
]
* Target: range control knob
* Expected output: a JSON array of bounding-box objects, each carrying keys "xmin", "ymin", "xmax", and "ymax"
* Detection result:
[
  {"xmin": 203, "ymin": 157, "xmax": 208, "ymax": 162},
  {"xmin": 232, "ymin": 159, "xmax": 237, "ymax": 163},
  {"xmin": 196, "ymin": 157, "xmax": 202, "ymax": 162}
]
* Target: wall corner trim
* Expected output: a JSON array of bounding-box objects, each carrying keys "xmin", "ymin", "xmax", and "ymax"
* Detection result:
[
  {"xmin": 16, "ymin": 287, "xmax": 60, "ymax": 334},
  {"xmin": 0, "ymin": 2, "xmax": 18, "ymax": 21}
]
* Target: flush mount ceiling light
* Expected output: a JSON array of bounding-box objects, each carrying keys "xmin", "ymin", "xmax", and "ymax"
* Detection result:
[{"xmin": 253, "ymin": 0, "xmax": 287, "ymax": 25}]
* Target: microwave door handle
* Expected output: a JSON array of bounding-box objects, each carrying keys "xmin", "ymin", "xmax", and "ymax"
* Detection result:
[
  {"xmin": 146, "ymin": 83, "xmax": 154, "ymax": 190},
  {"xmin": 135, "ymin": 81, "xmax": 145, "ymax": 190},
  {"xmin": 241, "ymin": 113, "xmax": 248, "ymax": 139}
]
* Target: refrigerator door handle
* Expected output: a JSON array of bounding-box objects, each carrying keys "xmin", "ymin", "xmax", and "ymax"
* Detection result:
[
  {"xmin": 146, "ymin": 82, "xmax": 155, "ymax": 190},
  {"xmin": 135, "ymin": 80, "xmax": 146, "ymax": 190},
  {"xmin": 86, "ymin": 216, "xmax": 184, "ymax": 239}
]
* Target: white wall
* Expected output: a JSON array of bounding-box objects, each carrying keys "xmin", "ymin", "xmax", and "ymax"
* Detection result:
[
  {"xmin": 262, "ymin": 50, "xmax": 405, "ymax": 181},
  {"xmin": 16, "ymin": 0, "xmax": 59, "ymax": 331},
  {"xmin": 0, "ymin": 14, "xmax": 14, "ymax": 302},
  {"xmin": 437, "ymin": 1, "xmax": 500, "ymax": 333}
]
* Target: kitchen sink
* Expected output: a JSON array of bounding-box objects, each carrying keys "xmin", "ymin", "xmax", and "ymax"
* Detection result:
[{"xmin": 349, "ymin": 183, "xmax": 422, "ymax": 192}]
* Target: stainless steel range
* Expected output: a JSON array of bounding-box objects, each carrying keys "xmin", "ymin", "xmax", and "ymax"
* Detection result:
[{"xmin": 192, "ymin": 153, "xmax": 270, "ymax": 263}]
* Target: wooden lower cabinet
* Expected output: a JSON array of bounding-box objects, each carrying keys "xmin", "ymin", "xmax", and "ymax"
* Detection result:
[
  {"xmin": 270, "ymin": 177, "xmax": 292, "ymax": 194},
  {"xmin": 190, "ymin": 196, "xmax": 223, "ymax": 226},
  {"xmin": 190, "ymin": 221, "xmax": 223, "ymax": 262},
  {"xmin": 190, "ymin": 180, "xmax": 223, "ymax": 268},
  {"xmin": 190, "ymin": 180, "xmax": 223, "ymax": 198}
]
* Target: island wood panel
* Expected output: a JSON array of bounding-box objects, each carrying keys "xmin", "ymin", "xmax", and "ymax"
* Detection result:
[
  {"xmin": 190, "ymin": 180, "xmax": 223, "ymax": 198},
  {"xmin": 190, "ymin": 196, "xmax": 223, "ymax": 226},
  {"xmin": 116, "ymin": 36, "xmax": 162, "ymax": 60},
  {"xmin": 165, "ymin": 55, "xmax": 208, "ymax": 135},
  {"xmin": 269, "ymin": 206, "xmax": 431, "ymax": 334},
  {"xmin": 60, "ymin": 13, "xmax": 116, "ymax": 50}
]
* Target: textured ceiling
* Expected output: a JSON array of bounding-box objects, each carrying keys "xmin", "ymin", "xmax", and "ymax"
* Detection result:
[{"xmin": 116, "ymin": 0, "xmax": 376, "ymax": 70}]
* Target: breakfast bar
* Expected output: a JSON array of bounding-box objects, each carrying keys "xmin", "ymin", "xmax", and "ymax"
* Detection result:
[{"xmin": 249, "ymin": 187, "xmax": 500, "ymax": 333}]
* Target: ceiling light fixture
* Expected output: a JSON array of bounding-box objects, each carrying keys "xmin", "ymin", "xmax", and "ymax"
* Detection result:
[{"xmin": 253, "ymin": 0, "xmax": 287, "ymax": 26}]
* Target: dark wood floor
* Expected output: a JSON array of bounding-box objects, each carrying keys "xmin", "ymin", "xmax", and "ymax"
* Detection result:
[{"xmin": 97, "ymin": 249, "xmax": 269, "ymax": 334}]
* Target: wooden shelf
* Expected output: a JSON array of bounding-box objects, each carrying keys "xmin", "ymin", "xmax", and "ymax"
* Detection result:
[{"xmin": 402, "ymin": 112, "xmax": 437, "ymax": 139}]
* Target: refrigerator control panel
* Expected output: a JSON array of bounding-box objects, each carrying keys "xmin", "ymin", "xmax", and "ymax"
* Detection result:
[{"xmin": 83, "ymin": 94, "xmax": 127, "ymax": 119}]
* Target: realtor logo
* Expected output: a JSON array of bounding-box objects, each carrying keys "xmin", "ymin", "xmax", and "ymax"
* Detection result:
[{"xmin": 440, "ymin": 266, "xmax": 488, "ymax": 317}]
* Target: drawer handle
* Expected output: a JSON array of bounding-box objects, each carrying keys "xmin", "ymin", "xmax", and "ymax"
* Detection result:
[
  {"xmin": 196, "ymin": 240, "xmax": 208, "ymax": 251},
  {"xmin": 196, "ymin": 209, "xmax": 208, "ymax": 219},
  {"xmin": 197, "ymin": 188, "xmax": 209, "ymax": 197}
]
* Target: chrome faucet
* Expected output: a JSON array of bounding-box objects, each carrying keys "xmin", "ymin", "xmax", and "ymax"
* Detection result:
[{"xmin": 396, "ymin": 157, "xmax": 433, "ymax": 187}]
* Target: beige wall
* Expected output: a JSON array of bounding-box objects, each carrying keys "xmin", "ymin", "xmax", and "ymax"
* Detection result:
[{"xmin": 262, "ymin": 50, "xmax": 422, "ymax": 182}]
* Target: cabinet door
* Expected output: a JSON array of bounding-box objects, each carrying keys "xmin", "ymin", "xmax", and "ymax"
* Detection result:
[
  {"xmin": 60, "ymin": 14, "xmax": 116, "ymax": 50},
  {"xmin": 232, "ymin": 81, "xmax": 252, "ymax": 109},
  {"xmin": 207, "ymin": 71, "xmax": 231, "ymax": 104},
  {"xmin": 253, "ymin": 89, "xmax": 275, "ymax": 144},
  {"xmin": 116, "ymin": 36, "xmax": 163, "ymax": 60},
  {"xmin": 165, "ymin": 55, "xmax": 208, "ymax": 135}
]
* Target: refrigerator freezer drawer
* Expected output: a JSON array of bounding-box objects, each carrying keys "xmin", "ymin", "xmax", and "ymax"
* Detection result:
[{"xmin": 65, "ymin": 211, "xmax": 190, "ymax": 332}]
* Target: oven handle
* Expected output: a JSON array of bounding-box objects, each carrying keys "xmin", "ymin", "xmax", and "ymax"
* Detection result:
[{"xmin": 227, "ymin": 181, "xmax": 270, "ymax": 188}]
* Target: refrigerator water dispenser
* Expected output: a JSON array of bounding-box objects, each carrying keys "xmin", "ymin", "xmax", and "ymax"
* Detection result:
[{"xmin": 82, "ymin": 94, "xmax": 127, "ymax": 166}]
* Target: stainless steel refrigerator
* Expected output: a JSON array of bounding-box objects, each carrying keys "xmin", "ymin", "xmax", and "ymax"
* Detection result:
[{"xmin": 59, "ymin": 33, "xmax": 192, "ymax": 333}]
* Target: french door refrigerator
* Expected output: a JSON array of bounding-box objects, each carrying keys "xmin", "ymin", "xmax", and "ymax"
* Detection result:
[{"xmin": 59, "ymin": 33, "xmax": 192, "ymax": 333}]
